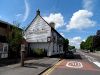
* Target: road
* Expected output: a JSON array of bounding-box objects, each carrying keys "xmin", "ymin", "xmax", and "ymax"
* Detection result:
[{"xmin": 42, "ymin": 50, "xmax": 100, "ymax": 75}]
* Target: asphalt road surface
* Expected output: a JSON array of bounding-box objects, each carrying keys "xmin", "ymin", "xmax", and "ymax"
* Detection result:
[{"xmin": 42, "ymin": 50, "xmax": 100, "ymax": 75}]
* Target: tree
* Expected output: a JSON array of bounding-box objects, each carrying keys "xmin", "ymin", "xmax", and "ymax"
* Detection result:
[
  {"xmin": 63, "ymin": 39, "xmax": 69, "ymax": 55},
  {"xmin": 8, "ymin": 23, "xmax": 23, "ymax": 58},
  {"xmin": 93, "ymin": 35, "xmax": 100, "ymax": 51},
  {"xmin": 85, "ymin": 36, "xmax": 93, "ymax": 52},
  {"xmin": 80, "ymin": 41, "xmax": 85, "ymax": 50},
  {"xmin": 80, "ymin": 36, "xmax": 94, "ymax": 52},
  {"xmin": 68, "ymin": 45, "xmax": 75, "ymax": 50}
]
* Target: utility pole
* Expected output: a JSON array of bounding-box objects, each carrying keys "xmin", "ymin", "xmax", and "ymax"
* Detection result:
[{"xmin": 21, "ymin": 44, "xmax": 25, "ymax": 66}]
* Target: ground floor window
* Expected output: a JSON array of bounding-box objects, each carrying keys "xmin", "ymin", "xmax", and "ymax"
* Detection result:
[{"xmin": 0, "ymin": 43, "xmax": 8, "ymax": 58}]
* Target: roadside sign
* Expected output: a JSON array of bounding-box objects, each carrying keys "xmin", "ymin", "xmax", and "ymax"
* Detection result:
[{"xmin": 21, "ymin": 44, "xmax": 25, "ymax": 51}]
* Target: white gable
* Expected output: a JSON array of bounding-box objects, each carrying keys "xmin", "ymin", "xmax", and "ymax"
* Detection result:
[{"xmin": 24, "ymin": 15, "xmax": 51, "ymax": 42}]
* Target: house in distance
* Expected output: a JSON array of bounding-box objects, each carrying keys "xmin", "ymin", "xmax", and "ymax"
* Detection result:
[{"xmin": 24, "ymin": 9, "xmax": 65, "ymax": 56}]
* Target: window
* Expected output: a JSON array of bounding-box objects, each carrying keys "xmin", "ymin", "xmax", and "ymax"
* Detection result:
[
  {"xmin": 0, "ymin": 44, "xmax": 3, "ymax": 52},
  {"xmin": 4, "ymin": 46, "xmax": 8, "ymax": 52}
]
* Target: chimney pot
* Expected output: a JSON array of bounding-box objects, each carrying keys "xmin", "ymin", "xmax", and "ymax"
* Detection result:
[
  {"xmin": 36, "ymin": 9, "xmax": 40, "ymax": 15},
  {"xmin": 49, "ymin": 22, "xmax": 55, "ymax": 29}
]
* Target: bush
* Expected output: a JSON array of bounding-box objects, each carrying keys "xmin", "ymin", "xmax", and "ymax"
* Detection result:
[{"xmin": 32, "ymin": 48, "xmax": 46, "ymax": 56}]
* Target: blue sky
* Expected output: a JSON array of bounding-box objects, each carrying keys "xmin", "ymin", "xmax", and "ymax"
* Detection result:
[{"xmin": 0, "ymin": 0, "xmax": 100, "ymax": 48}]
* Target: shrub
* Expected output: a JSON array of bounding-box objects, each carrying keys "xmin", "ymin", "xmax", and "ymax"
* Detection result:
[{"xmin": 32, "ymin": 48, "xmax": 45, "ymax": 56}]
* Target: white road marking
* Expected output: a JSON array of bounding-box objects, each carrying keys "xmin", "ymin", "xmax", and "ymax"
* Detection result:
[
  {"xmin": 81, "ymin": 52, "xmax": 100, "ymax": 68},
  {"xmin": 93, "ymin": 61, "xmax": 100, "ymax": 68},
  {"xmin": 66, "ymin": 61, "xmax": 83, "ymax": 68}
]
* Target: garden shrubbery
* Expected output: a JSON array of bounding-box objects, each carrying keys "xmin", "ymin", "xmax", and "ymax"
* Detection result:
[{"xmin": 32, "ymin": 48, "xmax": 47, "ymax": 57}]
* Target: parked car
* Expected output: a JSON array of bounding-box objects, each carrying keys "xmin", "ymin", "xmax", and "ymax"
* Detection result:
[
  {"xmin": 65, "ymin": 50, "xmax": 74, "ymax": 58},
  {"xmin": 71, "ymin": 49, "xmax": 76, "ymax": 53}
]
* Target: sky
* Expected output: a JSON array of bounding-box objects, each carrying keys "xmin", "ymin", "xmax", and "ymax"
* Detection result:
[{"xmin": 0, "ymin": 0, "xmax": 100, "ymax": 48}]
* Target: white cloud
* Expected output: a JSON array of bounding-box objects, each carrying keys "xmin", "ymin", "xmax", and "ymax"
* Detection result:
[
  {"xmin": 83, "ymin": 39, "xmax": 86, "ymax": 42},
  {"xmin": 69, "ymin": 36, "xmax": 82, "ymax": 49},
  {"xmin": 23, "ymin": 0, "xmax": 30, "ymax": 22},
  {"xmin": 66, "ymin": 10, "xmax": 96, "ymax": 30},
  {"xmin": 43, "ymin": 13, "xmax": 64, "ymax": 29},
  {"xmin": 15, "ymin": 14, "xmax": 23, "ymax": 21},
  {"xmin": 60, "ymin": 33, "xmax": 65, "ymax": 37},
  {"xmin": 16, "ymin": 14, "xmax": 22, "ymax": 17},
  {"xmin": 83, "ymin": 0, "xmax": 94, "ymax": 11},
  {"xmin": 15, "ymin": 0, "xmax": 30, "ymax": 22},
  {"xmin": 14, "ymin": 14, "xmax": 23, "ymax": 24}
]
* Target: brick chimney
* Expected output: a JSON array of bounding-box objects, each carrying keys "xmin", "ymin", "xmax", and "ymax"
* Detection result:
[
  {"xmin": 49, "ymin": 22, "xmax": 55, "ymax": 29},
  {"xmin": 36, "ymin": 9, "xmax": 40, "ymax": 16}
]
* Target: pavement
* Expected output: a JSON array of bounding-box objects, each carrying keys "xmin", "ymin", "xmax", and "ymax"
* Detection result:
[
  {"xmin": 0, "ymin": 57, "xmax": 60, "ymax": 75},
  {"xmin": 90, "ymin": 51, "xmax": 100, "ymax": 57}
]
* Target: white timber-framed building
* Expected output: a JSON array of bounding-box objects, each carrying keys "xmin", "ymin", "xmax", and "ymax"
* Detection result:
[{"xmin": 24, "ymin": 10, "xmax": 65, "ymax": 56}]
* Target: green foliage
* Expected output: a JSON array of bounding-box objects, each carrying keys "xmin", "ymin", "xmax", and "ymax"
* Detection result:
[
  {"xmin": 68, "ymin": 45, "xmax": 75, "ymax": 50},
  {"xmin": 80, "ymin": 41, "xmax": 85, "ymax": 49},
  {"xmin": 32, "ymin": 48, "xmax": 45, "ymax": 56},
  {"xmin": 8, "ymin": 24, "xmax": 23, "ymax": 58},
  {"xmin": 80, "ymin": 36, "xmax": 94, "ymax": 52},
  {"xmin": 85, "ymin": 36, "xmax": 93, "ymax": 50},
  {"xmin": 63, "ymin": 39, "xmax": 69, "ymax": 54},
  {"xmin": 80, "ymin": 35, "xmax": 100, "ymax": 51}
]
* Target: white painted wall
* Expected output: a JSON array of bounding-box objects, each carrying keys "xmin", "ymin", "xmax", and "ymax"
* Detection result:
[
  {"xmin": 24, "ymin": 15, "xmax": 64, "ymax": 56},
  {"xmin": 24, "ymin": 15, "xmax": 51, "ymax": 42}
]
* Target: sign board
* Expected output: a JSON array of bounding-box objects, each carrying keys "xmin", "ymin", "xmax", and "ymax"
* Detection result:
[
  {"xmin": 21, "ymin": 44, "xmax": 25, "ymax": 51},
  {"xmin": 47, "ymin": 37, "xmax": 51, "ymax": 42}
]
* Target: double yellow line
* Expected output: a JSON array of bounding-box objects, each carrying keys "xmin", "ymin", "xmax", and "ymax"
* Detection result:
[{"xmin": 42, "ymin": 60, "xmax": 63, "ymax": 75}]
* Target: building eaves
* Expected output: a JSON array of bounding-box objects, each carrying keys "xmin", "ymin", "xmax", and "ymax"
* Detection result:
[{"xmin": 0, "ymin": 20, "xmax": 22, "ymax": 30}]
